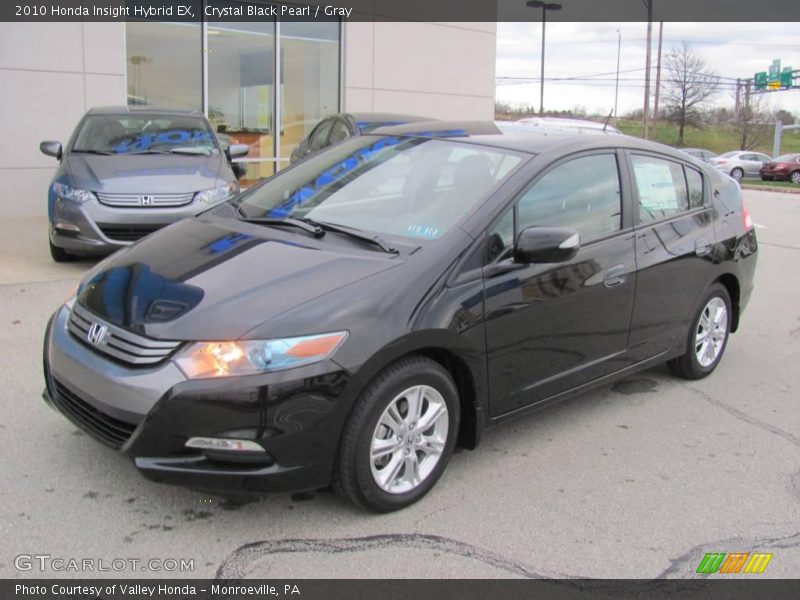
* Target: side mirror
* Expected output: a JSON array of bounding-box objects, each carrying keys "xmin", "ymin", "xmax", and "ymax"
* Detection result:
[
  {"xmin": 40, "ymin": 141, "xmax": 62, "ymax": 160},
  {"xmin": 226, "ymin": 143, "xmax": 249, "ymax": 160},
  {"xmin": 514, "ymin": 226, "xmax": 580, "ymax": 264}
]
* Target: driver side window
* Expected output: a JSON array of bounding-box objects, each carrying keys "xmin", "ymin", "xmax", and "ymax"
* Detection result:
[{"xmin": 487, "ymin": 153, "xmax": 622, "ymax": 263}]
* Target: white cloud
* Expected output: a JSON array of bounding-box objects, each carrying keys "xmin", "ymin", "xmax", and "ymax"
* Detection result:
[{"xmin": 495, "ymin": 22, "xmax": 800, "ymax": 116}]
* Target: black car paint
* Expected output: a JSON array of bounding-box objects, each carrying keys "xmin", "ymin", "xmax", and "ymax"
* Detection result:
[{"xmin": 44, "ymin": 128, "xmax": 757, "ymax": 495}]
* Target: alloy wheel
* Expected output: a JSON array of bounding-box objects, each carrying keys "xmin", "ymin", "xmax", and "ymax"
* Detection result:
[
  {"xmin": 694, "ymin": 297, "xmax": 728, "ymax": 367},
  {"xmin": 791, "ymin": 171, "xmax": 800, "ymax": 184},
  {"xmin": 370, "ymin": 385, "xmax": 449, "ymax": 494}
]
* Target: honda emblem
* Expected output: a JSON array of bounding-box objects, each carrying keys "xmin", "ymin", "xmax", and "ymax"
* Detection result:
[
  {"xmin": 139, "ymin": 195, "xmax": 154, "ymax": 206},
  {"xmin": 86, "ymin": 322, "xmax": 108, "ymax": 346}
]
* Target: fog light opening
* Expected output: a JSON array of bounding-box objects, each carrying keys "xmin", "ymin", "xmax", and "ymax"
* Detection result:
[{"xmin": 185, "ymin": 437, "xmax": 265, "ymax": 453}]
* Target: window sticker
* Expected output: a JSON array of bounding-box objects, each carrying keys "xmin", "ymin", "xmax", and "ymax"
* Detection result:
[
  {"xmin": 406, "ymin": 224, "xmax": 441, "ymax": 239},
  {"xmin": 633, "ymin": 160, "xmax": 679, "ymax": 211}
]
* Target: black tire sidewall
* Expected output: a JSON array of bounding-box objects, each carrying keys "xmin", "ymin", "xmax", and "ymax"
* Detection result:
[
  {"xmin": 685, "ymin": 284, "xmax": 732, "ymax": 377},
  {"xmin": 351, "ymin": 360, "xmax": 460, "ymax": 512}
]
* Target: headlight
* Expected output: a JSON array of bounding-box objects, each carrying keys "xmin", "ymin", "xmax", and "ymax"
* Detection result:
[
  {"xmin": 174, "ymin": 331, "xmax": 348, "ymax": 379},
  {"xmin": 53, "ymin": 182, "xmax": 96, "ymax": 204},
  {"xmin": 194, "ymin": 182, "xmax": 238, "ymax": 206}
]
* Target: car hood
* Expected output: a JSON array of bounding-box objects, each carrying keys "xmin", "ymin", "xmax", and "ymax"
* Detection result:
[
  {"xmin": 76, "ymin": 215, "xmax": 403, "ymax": 340},
  {"xmin": 65, "ymin": 153, "xmax": 225, "ymax": 193}
]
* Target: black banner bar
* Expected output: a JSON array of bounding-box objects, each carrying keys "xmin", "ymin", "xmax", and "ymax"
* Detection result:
[
  {"xmin": 3, "ymin": 579, "xmax": 800, "ymax": 600},
  {"xmin": 3, "ymin": 0, "xmax": 800, "ymax": 22}
]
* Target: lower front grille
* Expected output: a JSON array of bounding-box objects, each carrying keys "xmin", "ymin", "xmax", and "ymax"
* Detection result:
[
  {"xmin": 50, "ymin": 377, "xmax": 138, "ymax": 449},
  {"xmin": 97, "ymin": 224, "xmax": 164, "ymax": 242}
]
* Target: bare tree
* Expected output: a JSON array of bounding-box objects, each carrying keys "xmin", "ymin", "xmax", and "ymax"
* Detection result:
[
  {"xmin": 663, "ymin": 42, "xmax": 719, "ymax": 145},
  {"xmin": 734, "ymin": 94, "xmax": 774, "ymax": 151}
]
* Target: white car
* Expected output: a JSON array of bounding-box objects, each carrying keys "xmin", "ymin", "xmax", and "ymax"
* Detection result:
[
  {"xmin": 512, "ymin": 117, "xmax": 622, "ymax": 135},
  {"xmin": 710, "ymin": 151, "xmax": 771, "ymax": 181}
]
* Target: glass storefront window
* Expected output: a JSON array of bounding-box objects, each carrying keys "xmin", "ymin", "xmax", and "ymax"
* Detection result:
[
  {"xmin": 126, "ymin": 8, "xmax": 340, "ymax": 186},
  {"xmin": 126, "ymin": 22, "xmax": 202, "ymax": 109},
  {"xmin": 280, "ymin": 21, "xmax": 341, "ymax": 165},
  {"xmin": 208, "ymin": 13, "xmax": 276, "ymax": 188}
]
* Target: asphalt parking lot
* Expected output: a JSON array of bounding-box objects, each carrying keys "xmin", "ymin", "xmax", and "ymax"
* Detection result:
[{"xmin": 1, "ymin": 189, "xmax": 798, "ymax": 579}]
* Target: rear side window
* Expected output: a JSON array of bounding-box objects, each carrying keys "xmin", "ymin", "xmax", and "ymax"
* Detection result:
[
  {"xmin": 309, "ymin": 119, "xmax": 334, "ymax": 151},
  {"xmin": 516, "ymin": 154, "xmax": 622, "ymax": 243},
  {"xmin": 631, "ymin": 155, "xmax": 690, "ymax": 223},
  {"xmin": 685, "ymin": 166, "xmax": 704, "ymax": 208}
]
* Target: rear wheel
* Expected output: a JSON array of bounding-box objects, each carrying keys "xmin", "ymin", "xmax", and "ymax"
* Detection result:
[
  {"xmin": 334, "ymin": 356, "xmax": 460, "ymax": 512},
  {"xmin": 668, "ymin": 283, "xmax": 731, "ymax": 380},
  {"xmin": 790, "ymin": 170, "xmax": 800, "ymax": 185},
  {"xmin": 730, "ymin": 167, "xmax": 744, "ymax": 181},
  {"xmin": 49, "ymin": 240, "xmax": 75, "ymax": 263}
]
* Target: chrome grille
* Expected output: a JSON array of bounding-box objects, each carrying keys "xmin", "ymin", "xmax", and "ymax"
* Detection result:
[
  {"xmin": 96, "ymin": 192, "xmax": 195, "ymax": 208},
  {"xmin": 68, "ymin": 303, "xmax": 182, "ymax": 366}
]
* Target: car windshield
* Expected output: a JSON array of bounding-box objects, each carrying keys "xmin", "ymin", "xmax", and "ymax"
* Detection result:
[
  {"xmin": 238, "ymin": 136, "xmax": 524, "ymax": 241},
  {"xmin": 72, "ymin": 114, "xmax": 218, "ymax": 155},
  {"xmin": 774, "ymin": 154, "xmax": 799, "ymax": 162}
]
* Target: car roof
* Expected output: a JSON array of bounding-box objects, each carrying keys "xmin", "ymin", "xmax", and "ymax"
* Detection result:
[
  {"xmin": 367, "ymin": 120, "xmax": 694, "ymax": 161},
  {"xmin": 86, "ymin": 105, "xmax": 205, "ymax": 117},
  {"xmin": 682, "ymin": 148, "xmax": 714, "ymax": 153},
  {"xmin": 349, "ymin": 112, "xmax": 432, "ymax": 124},
  {"xmin": 514, "ymin": 116, "xmax": 621, "ymax": 133}
]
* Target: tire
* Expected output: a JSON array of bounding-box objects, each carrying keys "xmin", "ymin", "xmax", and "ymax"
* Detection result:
[
  {"xmin": 791, "ymin": 170, "xmax": 800, "ymax": 185},
  {"xmin": 668, "ymin": 283, "xmax": 732, "ymax": 380},
  {"xmin": 49, "ymin": 240, "xmax": 75, "ymax": 263},
  {"xmin": 730, "ymin": 167, "xmax": 744, "ymax": 181},
  {"xmin": 334, "ymin": 355, "xmax": 460, "ymax": 512}
]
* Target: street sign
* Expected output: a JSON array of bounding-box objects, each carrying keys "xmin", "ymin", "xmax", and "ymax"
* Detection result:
[
  {"xmin": 781, "ymin": 67, "xmax": 793, "ymax": 88},
  {"xmin": 755, "ymin": 72, "xmax": 767, "ymax": 90}
]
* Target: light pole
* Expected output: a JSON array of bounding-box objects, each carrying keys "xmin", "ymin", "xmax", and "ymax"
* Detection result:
[
  {"xmin": 526, "ymin": 1, "xmax": 562, "ymax": 117},
  {"xmin": 614, "ymin": 29, "xmax": 621, "ymax": 118}
]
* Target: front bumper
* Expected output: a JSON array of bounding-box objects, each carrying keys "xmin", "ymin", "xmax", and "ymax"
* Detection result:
[
  {"xmin": 50, "ymin": 195, "xmax": 210, "ymax": 256},
  {"xmin": 43, "ymin": 306, "xmax": 356, "ymax": 494}
]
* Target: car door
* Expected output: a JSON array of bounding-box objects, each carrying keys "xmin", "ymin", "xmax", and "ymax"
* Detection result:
[
  {"xmin": 483, "ymin": 151, "xmax": 637, "ymax": 416},
  {"xmin": 749, "ymin": 153, "xmax": 771, "ymax": 176},
  {"xmin": 626, "ymin": 152, "xmax": 716, "ymax": 361}
]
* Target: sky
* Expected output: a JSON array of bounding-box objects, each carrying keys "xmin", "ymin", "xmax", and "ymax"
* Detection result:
[{"xmin": 495, "ymin": 22, "xmax": 800, "ymax": 117}]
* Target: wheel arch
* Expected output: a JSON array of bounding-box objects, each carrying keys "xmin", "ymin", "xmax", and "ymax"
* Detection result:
[
  {"xmin": 714, "ymin": 273, "xmax": 741, "ymax": 332},
  {"xmin": 346, "ymin": 332, "xmax": 486, "ymax": 452}
]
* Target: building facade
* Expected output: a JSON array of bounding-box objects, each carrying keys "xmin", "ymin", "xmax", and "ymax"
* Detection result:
[{"xmin": 0, "ymin": 19, "xmax": 496, "ymax": 218}]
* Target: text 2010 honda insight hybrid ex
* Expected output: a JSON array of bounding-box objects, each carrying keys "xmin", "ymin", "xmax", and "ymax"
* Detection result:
[{"xmin": 43, "ymin": 122, "xmax": 757, "ymax": 512}]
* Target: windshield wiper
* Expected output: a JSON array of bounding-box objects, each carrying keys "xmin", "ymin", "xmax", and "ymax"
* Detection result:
[
  {"xmin": 300, "ymin": 218, "xmax": 398, "ymax": 254},
  {"xmin": 124, "ymin": 149, "xmax": 172, "ymax": 155},
  {"xmin": 72, "ymin": 149, "xmax": 114, "ymax": 155},
  {"xmin": 235, "ymin": 205, "xmax": 324, "ymax": 237},
  {"xmin": 168, "ymin": 147, "xmax": 212, "ymax": 156}
]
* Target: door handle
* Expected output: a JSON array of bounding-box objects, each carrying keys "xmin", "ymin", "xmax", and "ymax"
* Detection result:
[
  {"xmin": 694, "ymin": 237, "xmax": 713, "ymax": 257},
  {"xmin": 603, "ymin": 264, "xmax": 627, "ymax": 287}
]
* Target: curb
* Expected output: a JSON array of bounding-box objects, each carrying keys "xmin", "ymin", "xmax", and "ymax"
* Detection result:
[{"xmin": 740, "ymin": 184, "xmax": 800, "ymax": 195}]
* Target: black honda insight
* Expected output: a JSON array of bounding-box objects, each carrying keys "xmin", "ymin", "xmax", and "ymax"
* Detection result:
[{"xmin": 43, "ymin": 121, "xmax": 757, "ymax": 512}]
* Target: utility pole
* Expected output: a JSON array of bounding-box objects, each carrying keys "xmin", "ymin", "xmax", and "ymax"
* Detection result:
[
  {"xmin": 614, "ymin": 29, "xmax": 621, "ymax": 117},
  {"xmin": 735, "ymin": 78, "xmax": 741, "ymax": 117},
  {"xmin": 652, "ymin": 21, "xmax": 663, "ymax": 131},
  {"xmin": 642, "ymin": 0, "xmax": 653, "ymax": 139}
]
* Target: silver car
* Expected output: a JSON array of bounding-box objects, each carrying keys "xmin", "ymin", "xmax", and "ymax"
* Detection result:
[
  {"xmin": 709, "ymin": 150, "xmax": 771, "ymax": 181},
  {"xmin": 40, "ymin": 106, "xmax": 248, "ymax": 262}
]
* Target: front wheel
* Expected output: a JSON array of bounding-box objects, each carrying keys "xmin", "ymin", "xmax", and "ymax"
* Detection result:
[
  {"xmin": 790, "ymin": 170, "xmax": 800, "ymax": 185},
  {"xmin": 668, "ymin": 283, "xmax": 732, "ymax": 380},
  {"xmin": 334, "ymin": 356, "xmax": 460, "ymax": 512},
  {"xmin": 49, "ymin": 240, "xmax": 75, "ymax": 263},
  {"xmin": 730, "ymin": 167, "xmax": 744, "ymax": 181}
]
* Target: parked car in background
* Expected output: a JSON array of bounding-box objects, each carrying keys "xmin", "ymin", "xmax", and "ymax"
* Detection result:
[
  {"xmin": 215, "ymin": 132, "xmax": 247, "ymax": 180},
  {"xmin": 40, "ymin": 106, "xmax": 248, "ymax": 262},
  {"xmin": 709, "ymin": 150, "xmax": 771, "ymax": 181},
  {"xmin": 43, "ymin": 121, "xmax": 757, "ymax": 512},
  {"xmin": 514, "ymin": 116, "xmax": 622, "ymax": 135},
  {"xmin": 680, "ymin": 148, "xmax": 717, "ymax": 163},
  {"xmin": 289, "ymin": 113, "xmax": 431, "ymax": 163},
  {"xmin": 759, "ymin": 153, "xmax": 800, "ymax": 183}
]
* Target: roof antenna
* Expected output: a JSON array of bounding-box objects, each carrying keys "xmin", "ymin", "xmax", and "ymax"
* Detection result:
[{"xmin": 603, "ymin": 109, "xmax": 614, "ymax": 132}]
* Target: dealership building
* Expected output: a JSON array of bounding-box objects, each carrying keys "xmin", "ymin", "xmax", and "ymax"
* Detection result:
[{"xmin": 0, "ymin": 17, "xmax": 495, "ymax": 219}]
